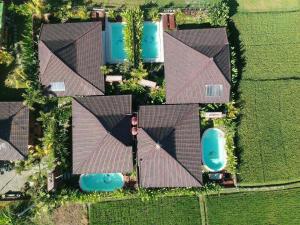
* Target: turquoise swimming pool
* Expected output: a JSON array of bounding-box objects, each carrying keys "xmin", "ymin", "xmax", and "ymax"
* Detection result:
[
  {"xmin": 79, "ymin": 173, "xmax": 124, "ymax": 192},
  {"xmin": 202, "ymin": 128, "xmax": 227, "ymax": 172},
  {"xmin": 108, "ymin": 22, "xmax": 161, "ymax": 62}
]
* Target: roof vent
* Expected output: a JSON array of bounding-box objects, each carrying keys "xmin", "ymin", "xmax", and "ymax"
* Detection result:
[{"xmin": 155, "ymin": 143, "xmax": 161, "ymax": 150}]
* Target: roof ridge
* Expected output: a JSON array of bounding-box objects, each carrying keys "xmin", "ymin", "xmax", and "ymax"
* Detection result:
[
  {"xmin": 53, "ymin": 22, "xmax": 101, "ymax": 55},
  {"xmin": 39, "ymin": 41, "xmax": 54, "ymax": 75},
  {"xmin": 139, "ymin": 126, "xmax": 202, "ymax": 186},
  {"xmin": 49, "ymin": 52, "xmax": 104, "ymax": 94},
  {"xmin": 167, "ymin": 58, "xmax": 214, "ymax": 103},
  {"xmin": 140, "ymin": 130, "xmax": 202, "ymax": 186},
  {"xmin": 212, "ymin": 44, "xmax": 231, "ymax": 84},
  {"xmin": 73, "ymin": 98, "xmax": 109, "ymax": 135},
  {"xmin": 173, "ymin": 105, "xmax": 199, "ymax": 128},
  {"xmin": 0, "ymin": 138, "xmax": 26, "ymax": 159},
  {"xmin": 165, "ymin": 32, "xmax": 210, "ymax": 59}
]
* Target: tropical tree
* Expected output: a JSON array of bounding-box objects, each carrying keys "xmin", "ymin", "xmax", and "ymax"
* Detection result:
[
  {"xmin": 25, "ymin": 0, "xmax": 50, "ymax": 21},
  {"xmin": 130, "ymin": 63, "xmax": 148, "ymax": 80},
  {"xmin": 0, "ymin": 49, "xmax": 14, "ymax": 66},
  {"xmin": 5, "ymin": 67, "xmax": 28, "ymax": 89},
  {"xmin": 100, "ymin": 65, "xmax": 113, "ymax": 76},
  {"xmin": 121, "ymin": 7, "xmax": 144, "ymax": 68}
]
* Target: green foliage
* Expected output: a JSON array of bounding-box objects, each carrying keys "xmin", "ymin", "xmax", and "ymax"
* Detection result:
[
  {"xmin": 5, "ymin": 67, "xmax": 28, "ymax": 89},
  {"xmin": 89, "ymin": 196, "xmax": 202, "ymax": 225},
  {"xmin": 0, "ymin": 50, "xmax": 14, "ymax": 66},
  {"xmin": 233, "ymin": 11, "xmax": 300, "ymax": 80},
  {"xmin": 143, "ymin": 6, "xmax": 160, "ymax": 21},
  {"xmin": 119, "ymin": 78, "xmax": 146, "ymax": 94},
  {"xmin": 175, "ymin": 9, "xmax": 210, "ymax": 25},
  {"xmin": 206, "ymin": 189, "xmax": 300, "ymax": 225},
  {"xmin": 130, "ymin": 63, "xmax": 148, "ymax": 80},
  {"xmin": 107, "ymin": 8, "xmax": 119, "ymax": 21},
  {"xmin": 238, "ymin": 80, "xmax": 300, "ymax": 185},
  {"xmin": 148, "ymin": 81, "xmax": 166, "ymax": 104},
  {"xmin": 0, "ymin": 207, "xmax": 13, "ymax": 225},
  {"xmin": 38, "ymin": 97, "xmax": 72, "ymax": 171},
  {"xmin": 121, "ymin": 7, "xmax": 144, "ymax": 68},
  {"xmin": 207, "ymin": 1, "xmax": 229, "ymax": 26},
  {"xmin": 100, "ymin": 65, "xmax": 113, "ymax": 76}
]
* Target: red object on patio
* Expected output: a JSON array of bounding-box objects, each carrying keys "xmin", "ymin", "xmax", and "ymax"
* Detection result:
[
  {"xmin": 131, "ymin": 116, "xmax": 138, "ymax": 126},
  {"xmin": 162, "ymin": 14, "xmax": 169, "ymax": 31},
  {"xmin": 131, "ymin": 127, "xmax": 138, "ymax": 136},
  {"xmin": 168, "ymin": 14, "xmax": 176, "ymax": 30}
]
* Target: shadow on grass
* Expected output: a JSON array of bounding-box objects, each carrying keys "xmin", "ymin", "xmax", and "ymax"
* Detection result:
[{"xmin": 226, "ymin": 0, "xmax": 247, "ymax": 177}]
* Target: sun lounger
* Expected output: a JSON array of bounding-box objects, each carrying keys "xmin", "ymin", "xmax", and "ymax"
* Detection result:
[
  {"xmin": 106, "ymin": 75, "xmax": 122, "ymax": 83},
  {"xmin": 138, "ymin": 79, "xmax": 157, "ymax": 89}
]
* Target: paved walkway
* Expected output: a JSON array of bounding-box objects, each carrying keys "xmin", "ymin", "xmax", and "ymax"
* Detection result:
[{"xmin": 0, "ymin": 168, "xmax": 34, "ymax": 194}]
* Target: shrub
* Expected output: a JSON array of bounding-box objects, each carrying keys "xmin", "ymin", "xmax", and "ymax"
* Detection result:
[
  {"xmin": 121, "ymin": 7, "xmax": 144, "ymax": 68},
  {"xmin": 0, "ymin": 49, "xmax": 14, "ymax": 66},
  {"xmin": 148, "ymin": 82, "xmax": 166, "ymax": 104},
  {"xmin": 100, "ymin": 65, "xmax": 113, "ymax": 76},
  {"xmin": 107, "ymin": 8, "xmax": 118, "ymax": 22},
  {"xmin": 5, "ymin": 67, "xmax": 28, "ymax": 89},
  {"xmin": 207, "ymin": 1, "xmax": 229, "ymax": 26}
]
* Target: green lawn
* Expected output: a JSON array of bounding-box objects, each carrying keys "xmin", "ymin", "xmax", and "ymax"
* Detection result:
[
  {"xmin": 89, "ymin": 196, "xmax": 202, "ymax": 225},
  {"xmin": 206, "ymin": 188, "xmax": 300, "ymax": 225},
  {"xmin": 233, "ymin": 11, "xmax": 300, "ymax": 80},
  {"xmin": 237, "ymin": 0, "xmax": 300, "ymax": 12},
  {"xmin": 237, "ymin": 80, "xmax": 300, "ymax": 185}
]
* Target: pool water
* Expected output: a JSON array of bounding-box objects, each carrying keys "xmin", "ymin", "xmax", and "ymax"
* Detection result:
[
  {"xmin": 79, "ymin": 173, "xmax": 124, "ymax": 192},
  {"xmin": 202, "ymin": 128, "xmax": 227, "ymax": 172},
  {"xmin": 109, "ymin": 22, "xmax": 160, "ymax": 62},
  {"xmin": 142, "ymin": 22, "xmax": 159, "ymax": 59},
  {"xmin": 110, "ymin": 23, "xmax": 126, "ymax": 61}
]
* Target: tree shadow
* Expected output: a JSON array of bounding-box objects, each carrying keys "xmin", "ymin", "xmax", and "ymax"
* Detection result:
[
  {"xmin": 226, "ymin": 0, "xmax": 247, "ymax": 175},
  {"xmin": 177, "ymin": 23, "xmax": 212, "ymax": 30}
]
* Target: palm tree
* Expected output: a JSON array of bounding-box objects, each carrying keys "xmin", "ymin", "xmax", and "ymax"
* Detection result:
[
  {"xmin": 25, "ymin": 0, "xmax": 50, "ymax": 22},
  {"xmin": 0, "ymin": 49, "xmax": 14, "ymax": 66},
  {"xmin": 5, "ymin": 67, "xmax": 28, "ymax": 89}
]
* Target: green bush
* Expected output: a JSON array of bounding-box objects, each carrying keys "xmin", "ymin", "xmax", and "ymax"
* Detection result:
[
  {"xmin": 208, "ymin": 1, "xmax": 229, "ymax": 26},
  {"xmin": 121, "ymin": 7, "xmax": 144, "ymax": 68}
]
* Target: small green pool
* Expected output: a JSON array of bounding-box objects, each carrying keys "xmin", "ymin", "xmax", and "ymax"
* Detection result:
[
  {"xmin": 202, "ymin": 128, "xmax": 227, "ymax": 172},
  {"xmin": 79, "ymin": 173, "xmax": 124, "ymax": 192}
]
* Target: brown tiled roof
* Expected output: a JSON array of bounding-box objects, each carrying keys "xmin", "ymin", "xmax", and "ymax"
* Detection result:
[
  {"xmin": 39, "ymin": 22, "xmax": 104, "ymax": 96},
  {"xmin": 72, "ymin": 95, "xmax": 133, "ymax": 174},
  {"xmin": 164, "ymin": 28, "xmax": 231, "ymax": 104},
  {"xmin": 137, "ymin": 104, "xmax": 202, "ymax": 188},
  {"xmin": 0, "ymin": 102, "xmax": 29, "ymax": 160}
]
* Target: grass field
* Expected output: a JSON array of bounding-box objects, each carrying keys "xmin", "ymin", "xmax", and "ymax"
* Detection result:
[
  {"xmin": 89, "ymin": 196, "xmax": 201, "ymax": 225},
  {"xmin": 237, "ymin": 0, "xmax": 300, "ymax": 12},
  {"xmin": 233, "ymin": 11, "xmax": 300, "ymax": 80},
  {"xmin": 88, "ymin": 0, "xmax": 220, "ymax": 7},
  {"xmin": 206, "ymin": 188, "xmax": 300, "ymax": 225},
  {"xmin": 237, "ymin": 80, "xmax": 300, "ymax": 185}
]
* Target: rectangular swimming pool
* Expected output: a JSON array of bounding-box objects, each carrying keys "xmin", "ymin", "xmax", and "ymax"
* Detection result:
[{"xmin": 107, "ymin": 22, "xmax": 163, "ymax": 63}]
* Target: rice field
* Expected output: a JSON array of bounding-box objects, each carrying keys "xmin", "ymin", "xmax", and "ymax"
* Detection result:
[
  {"xmin": 233, "ymin": 10, "xmax": 300, "ymax": 185},
  {"xmin": 89, "ymin": 196, "xmax": 202, "ymax": 225},
  {"xmin": 206, "ymin": 188, "xmax": 300, "ymax": 225},
  {"xmin": 233, "ymin": 11, "xmax": 300, "ymax": 80},
  {"xmin": 237, "ymin": 80, "xmax": 300, "ymax": 185},
  {"xmin": 237, "ymin": 0, "xmax": 300, "ymax": 12}
]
